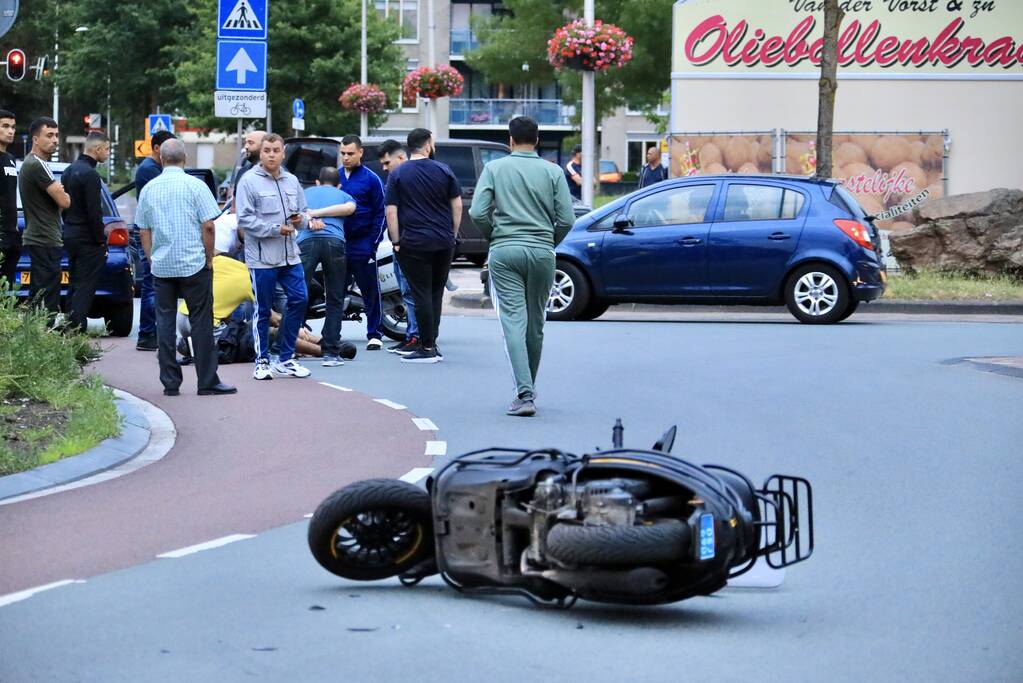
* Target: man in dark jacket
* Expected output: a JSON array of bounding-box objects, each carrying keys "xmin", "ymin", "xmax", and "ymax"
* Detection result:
[
  {"xmin": 62, "ymin": 132, "xmax": 111, "ymax": 331},
  {"xmin": 337, "ymin": 134, "xmax": 386, "ymax": 351},
  {"xmin": 133, "ymin": 129, "xmax": 177, "ymax": 350},
  {"xmin": 638, "ymin": 145, "xmax": 668, "ymax": 189},
  {"xmin": 0, "ymin": 110, "xmax": 19, "ymax": 288}
]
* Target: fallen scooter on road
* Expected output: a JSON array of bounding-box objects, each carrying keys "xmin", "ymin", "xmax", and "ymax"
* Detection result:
[{"xmin": 308, "ymin": 421, "xmax": 814, "ymax": 608}]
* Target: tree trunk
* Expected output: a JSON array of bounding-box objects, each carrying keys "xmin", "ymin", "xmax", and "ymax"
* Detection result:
[{"xmin": 814, "ymin": 0, "xmax": 845, "ymax": 179}]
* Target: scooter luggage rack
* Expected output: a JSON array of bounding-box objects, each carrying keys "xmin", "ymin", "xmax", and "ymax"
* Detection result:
[{"xmin": 756, "ymin": 475, "xmax": 814, "ymax": 569}]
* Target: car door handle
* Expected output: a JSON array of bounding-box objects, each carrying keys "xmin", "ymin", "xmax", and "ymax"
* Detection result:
[
  {"xmin": 768, "ymin": 232, "xmax": 791, "ymax": 241},
  {"xmin": 677, "ymin": 237, "xmax": 702, "ymax": 246}
]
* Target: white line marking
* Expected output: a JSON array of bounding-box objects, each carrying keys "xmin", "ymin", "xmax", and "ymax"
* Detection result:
[
  {"xmin": 374, "ymin": 398, "xmax": 407, "ymax": 410},
  {"xmin": 412, "ymin": 417, "xmax": 438, "ymax": 431},
  {"xmin": 0, "ymin": 579, "xmax": 86, "ymax": 608},
  {"xmin": 399, "ymin": 468, "xmax": 434, "ymax": 484},
  {"xmin": 425, "ymin": 441, "xmax": 447, "ymax": 456},
  {"xmin": 0, "ymin": 390, "xmax": 176, "ymax": 506},
  {"xmin": 319, "ymin": 382, "xmax": 352, "ymax": 392},
  {"xmin": 157, "ymin": 534, "xmax": 256, "ymax": 559},
  {"xmin": 303, "ymin": 513, "xmax": 313, "ymax": 518}
]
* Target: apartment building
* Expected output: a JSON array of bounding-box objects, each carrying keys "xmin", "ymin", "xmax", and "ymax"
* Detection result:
[{"xmin": 373, "ymin": 0, "xmax": 663, "ymax": 172}]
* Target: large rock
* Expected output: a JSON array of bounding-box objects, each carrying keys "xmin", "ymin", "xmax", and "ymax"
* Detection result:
[{"xmin": 889, "ymin": 189, "xmax": 1023, "ymax": 276}]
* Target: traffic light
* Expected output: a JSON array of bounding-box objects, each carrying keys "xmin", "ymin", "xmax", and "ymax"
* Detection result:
[{"xmin": 6, "ymin": 49, "xmax": 26, "ymax": 81}]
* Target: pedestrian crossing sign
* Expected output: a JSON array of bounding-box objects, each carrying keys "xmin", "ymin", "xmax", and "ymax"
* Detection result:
[
  {"xmin": 218, "ymin": 0, "xmax": 268, "ymax": 41},
  {"xmin": 147, "ymin": 114, "xmax": 173, "ymax": 137}
]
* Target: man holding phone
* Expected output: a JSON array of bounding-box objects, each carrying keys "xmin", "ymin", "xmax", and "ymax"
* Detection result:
[{"xmin": 235, "ymin": 133, "xmax": 311, "ymax": 381}]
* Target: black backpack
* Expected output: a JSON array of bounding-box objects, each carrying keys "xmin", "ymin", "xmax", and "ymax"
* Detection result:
[{"xmin": 217, "ymin": 318, "xmax": 256, "ymax": 364}]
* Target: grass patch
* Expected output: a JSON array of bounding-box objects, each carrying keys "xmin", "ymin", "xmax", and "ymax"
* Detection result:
[
  {"xmin": 884, "ymin": 270, "xmax": 1023, "ymax": 301},
  {"xmin": 593, "ymin": 195, "xmax": 617, "ymax": 209},
  {"xmin": 0, "ymin": 285, "xmax": 119, "ymax": 476}
]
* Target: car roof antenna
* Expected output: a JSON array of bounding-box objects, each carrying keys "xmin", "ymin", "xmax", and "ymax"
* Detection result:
[
  {"xmin": 653, "ymin": 425, "xmax": 677, "ymax": 454},
  {"xmin": 612, "ymin": 419, "xmax": 624, "ymax": 450}
]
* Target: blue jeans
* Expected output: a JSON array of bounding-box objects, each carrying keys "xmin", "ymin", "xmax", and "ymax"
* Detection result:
[
  {"xmin": 251, "ymin": 264, "xmax": 308, "ymax": 363},
  {"xmin": 131, "ymin": 228, "xmax": 156, "ymax": 336},
  {"xmin": 392, "ymin": 257, "xmax": 418, "ymax": 339}
]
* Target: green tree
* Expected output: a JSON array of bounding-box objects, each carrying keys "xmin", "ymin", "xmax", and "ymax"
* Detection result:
[
  {"xmin": 56, "ymin": 0, "xmax": 187, "ymax": 142},
  {"xmin": 165, "ymin": 0, "xmax": 404, "ymax": 134},
  {"xmin": 466, "ymin": 0, "xmax": 672, "ymax": 125}
]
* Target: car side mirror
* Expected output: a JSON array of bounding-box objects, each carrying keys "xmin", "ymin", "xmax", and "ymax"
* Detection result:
[{"xmin": 612, "ymin": 215, "xmax": 633, "ymax": 233}]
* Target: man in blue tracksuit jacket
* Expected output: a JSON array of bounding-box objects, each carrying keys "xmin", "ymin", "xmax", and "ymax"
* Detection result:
[{"xmin": 337, "ymin": 134, "xmax": 385, "ymax": 350}]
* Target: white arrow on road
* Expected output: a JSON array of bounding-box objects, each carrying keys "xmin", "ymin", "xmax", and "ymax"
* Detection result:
[{"xmin": 225, "ymin": 47, "xmax": 257, "ymax": 85}]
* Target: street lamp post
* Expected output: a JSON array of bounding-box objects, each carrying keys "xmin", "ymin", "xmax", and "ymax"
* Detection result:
[
  {"xmin": 360, "ymin": 0, "xmax": 368, "ymax": 138},
  {"xmin": 581, "ymin": 0, "xmax": 596, "ymax": 208}
]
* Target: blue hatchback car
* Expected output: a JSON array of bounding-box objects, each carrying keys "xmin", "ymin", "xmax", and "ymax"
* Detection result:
[
  {"xmin": 550, "ymin": 175, "xmax": 886, "ymax": 324},
  {"xmin": 14, "ymin": 162, "xmax": 135, "ymax": 335}
]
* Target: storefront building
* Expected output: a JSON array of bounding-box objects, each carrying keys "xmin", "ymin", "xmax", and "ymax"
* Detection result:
[{"xmin": 670, "ymin": 0, "xmax": 1023, "ymax": 231}]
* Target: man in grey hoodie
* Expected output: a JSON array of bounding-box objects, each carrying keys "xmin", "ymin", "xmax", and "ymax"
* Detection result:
[{"xmin": 236, "ymin": 133, "xmax": 311, "ymax": 380}]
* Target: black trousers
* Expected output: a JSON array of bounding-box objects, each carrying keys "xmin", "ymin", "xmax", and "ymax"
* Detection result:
[
  {"xmin": 154, "ymin": 267, "xmax": 221, "ymax": 392},
  {"xmin": 300, "ymin": 237, "xmax": 346, "ymax": 356},
  {"xmin": 64, "ymin": 233, "xmax": 106, "ymax": 332},
  {"xmin": 1, "ymin": 242, "xmax": 20, "ymax": 289},
  {"xmin": 396, "ymin": 247, "xmax": 453, "ymax": 348},
  {"xmin": 27, "ymin": 245, "xmax": 62, "ymax": 314}
]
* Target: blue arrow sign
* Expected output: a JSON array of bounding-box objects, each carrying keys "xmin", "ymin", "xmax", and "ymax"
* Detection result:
[
  {"xmin": 147, "ymin": 114, "xmax": 173, "ymax": 137},
  {"xmin": 218, "ymin": 0, "xmax": 267, "ymax": 41},
  {"xmin": 292, "ymin": 99, "xmax": 305, "ymax": 119},
  {"xmin": 216, "ymin": 40, "xmax": 267, "ymax": 91}
]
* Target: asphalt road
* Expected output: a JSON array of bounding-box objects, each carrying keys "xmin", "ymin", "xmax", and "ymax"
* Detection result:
[{"xmin": 1, "ymin": 311, "xmax": 1021, "ymax": 682}]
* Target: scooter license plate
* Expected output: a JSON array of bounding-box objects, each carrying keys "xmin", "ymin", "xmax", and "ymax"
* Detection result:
[{"xmin": 699, "ymin": 514, "xmax": 716, "ymax": 560}]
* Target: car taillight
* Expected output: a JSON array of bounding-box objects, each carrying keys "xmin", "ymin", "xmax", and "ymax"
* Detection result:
[
  {"xmin": 106, "ymin": 222, "xmax": 129, "ymax": 247},
  {"xmin": 833, "ymin": 219, "xmax": 874, "ymax": 251}
]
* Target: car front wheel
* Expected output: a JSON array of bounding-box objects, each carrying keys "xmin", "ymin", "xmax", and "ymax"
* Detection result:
[
  {"xmin": 546, "ymin": 261, "xmax": 591, "ymax": 321},
  {"xmin": 784, "ymin": 264, "xmax": 849, "ymax": 324}
]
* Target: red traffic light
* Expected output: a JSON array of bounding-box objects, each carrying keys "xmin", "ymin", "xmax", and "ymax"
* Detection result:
[{"xmin": 6, "ymin": 49, "xmax": 26, "ymax": 81}]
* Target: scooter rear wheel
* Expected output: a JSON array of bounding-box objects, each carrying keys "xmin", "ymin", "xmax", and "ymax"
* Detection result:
[
  {"xmin": 546, "ymin": 521, "xmax": 691, "ymax": 567},
  {"xmin": 308, "ymin": 479, "xmax": 435, "ymax": 581}
]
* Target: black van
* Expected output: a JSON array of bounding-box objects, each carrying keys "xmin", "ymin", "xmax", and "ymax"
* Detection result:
[{"xmin": 283, "ymin": 136, "xmax": 511, "ymax": 265}]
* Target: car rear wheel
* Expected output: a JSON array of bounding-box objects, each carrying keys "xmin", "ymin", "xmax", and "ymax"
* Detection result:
[
  {"xmin": 837, "ymin": 299, "xmax": 860, "ymax": 322},
  {"xmin": 546, "ymin": 261, "xmax": 591, "ymax": 321},
  {"xmin": 784, "ymin": 264, "xmax": 849, "ymax": 325},
  {"xmin": 104, "ymin": 301, "xmax": 134, "ymax": 337},
  {"xmin": 577, "ymin": 300, "xmax": 609, "ymax": 321}
]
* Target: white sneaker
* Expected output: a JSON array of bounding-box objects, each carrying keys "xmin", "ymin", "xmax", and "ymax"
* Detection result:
[
  {"xmin": 253, "ymin": 360, "xmax": 273, "ymax": 380},
  {"xmin": 271, "ymin": 358, "xmax": 311, "ymax": 378},
  {"xmin": 366, "ymin": 338, "xmax": 383, "ymax": 351},
  {"xmin": 321, "ymin": 355, "xmax": 344, "ymax": 367}
]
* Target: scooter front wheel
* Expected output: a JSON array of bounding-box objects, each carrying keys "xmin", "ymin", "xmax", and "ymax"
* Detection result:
[{"xmin": 308, "ymin": 479, "xmax": 435, "ymax": 581}]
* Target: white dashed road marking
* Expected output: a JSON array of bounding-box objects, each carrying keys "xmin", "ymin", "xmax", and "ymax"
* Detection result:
[
  {"xmin": 0, "ymin": 579, "xmax": 86, "ymax": 608},
  {"xmin": 374, "ymin": 398, "xmax": 407, "ymax": 410},
  {"xmin": 319, "ymin": 382, "xmax": 353, "ymax": 392},
  {"xmin": 399, "ymin": 468, "xmax": 434, "ymax": 484},
  {"xmin": 412, "ymin": 417, "xmax": 438, "ymax": 431},
  {"xmin": 425, "ymin": 441, "xmax": 447, "ymax": 456},
  {"xmin": 157, "ymin": 534, "xmax": 256, "ymax": 559}
]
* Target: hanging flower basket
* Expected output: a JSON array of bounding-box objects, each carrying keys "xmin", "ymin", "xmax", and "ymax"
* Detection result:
[
  {"xmin": 547, "ymin": 19, "xmax": 634, "ymax": 72},
  {"xmin": 403, "ymin": 65, "xmax": 464, "ymax": 102},
  {"xmin": 339, "ymin": 83, "xmax": 388, "ymax": 114}
]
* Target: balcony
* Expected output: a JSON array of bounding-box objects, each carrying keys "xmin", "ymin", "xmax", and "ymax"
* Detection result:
[
  {"xmin": 449, "ymin": 99, "xmax": 576, "ymax": 127},
  {"xmin": 450, "ymin": 29, "xmax": 479, "ymax": 57}
]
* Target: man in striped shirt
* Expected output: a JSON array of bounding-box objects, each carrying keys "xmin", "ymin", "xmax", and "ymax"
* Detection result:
[{"xmin": 136, "ymin": 139, "xmax": 236, "ymax": 397}]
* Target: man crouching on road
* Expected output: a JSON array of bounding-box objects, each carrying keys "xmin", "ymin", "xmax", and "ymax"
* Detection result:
[
  {"xmin": 469, "ymin": 116, "xmax": 574, "ymax": 416},
  {"xmin": 236, "ymin": 133, "xmax": 311, "ymax": 380}
]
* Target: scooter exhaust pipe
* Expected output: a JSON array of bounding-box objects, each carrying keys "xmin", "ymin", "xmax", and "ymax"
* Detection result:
[{"xmin": 542, "ymin": 567, "xmax": 669, "ymax": 596}]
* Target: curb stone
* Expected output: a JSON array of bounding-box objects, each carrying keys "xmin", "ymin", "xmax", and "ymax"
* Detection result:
[
  {"xmin": 0, "ymin": 390, "xmax": 156, "ymax": 502},
  {"xmin": 448, "ymin": 291, "xmax": 1023, "ymax": 316}
]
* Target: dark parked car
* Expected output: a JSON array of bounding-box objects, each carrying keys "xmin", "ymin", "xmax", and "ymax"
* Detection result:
[
  {"xmin": 14, "ymin": 162, "xmax": 135, "ymax": 335},
  {"xmin": 549, "ymin": 175, "xmax": 886, "ymax": 324},
  {"xmin": 282, "ymin": 136, "xmax": 511, "ymax": 265}
]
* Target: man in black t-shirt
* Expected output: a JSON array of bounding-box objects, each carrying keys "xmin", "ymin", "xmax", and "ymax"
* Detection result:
[
  {"xmin": 564, "ymin": 144, "xmax": 583, "ymax": 199},
  {"xmin": 384, "ymin": 128, "xmax": 462, "ymax": 364},
  {"xmin": 0, "ymin": 110, "xmax": 20, "ymax": 288}
]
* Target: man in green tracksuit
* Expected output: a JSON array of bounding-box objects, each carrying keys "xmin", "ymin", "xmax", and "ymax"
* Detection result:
[{"xmin": 469, "ymin": 116, "xmax": 576, "ymax": 417}]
